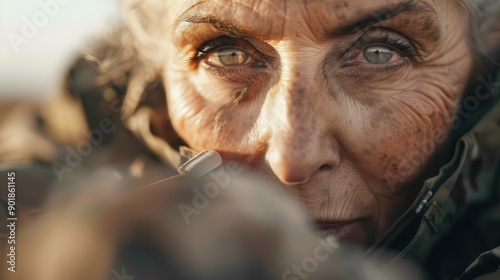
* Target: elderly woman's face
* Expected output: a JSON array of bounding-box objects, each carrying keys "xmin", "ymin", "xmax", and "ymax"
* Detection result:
[{"xmin": 162, "ymin": 0, "xmax": 473, "ymax": 245}]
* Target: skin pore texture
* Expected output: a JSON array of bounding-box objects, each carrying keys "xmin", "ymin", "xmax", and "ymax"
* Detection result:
[{"xmin": 160, "ymin": 0, "xmax": 474, "ymax": 246}]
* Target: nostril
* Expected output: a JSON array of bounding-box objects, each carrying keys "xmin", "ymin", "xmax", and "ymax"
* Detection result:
[{"xmin": 319, "ymin": 164, "xmax": 332, "ymax": 172}]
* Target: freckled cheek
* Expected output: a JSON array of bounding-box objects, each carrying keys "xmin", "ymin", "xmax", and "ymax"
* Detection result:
[{"xmin": 347, "ymin": 98, "xmax": 442, "ymax": 186}]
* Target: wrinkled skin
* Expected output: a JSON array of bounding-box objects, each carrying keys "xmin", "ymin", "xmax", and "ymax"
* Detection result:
[{"xmin": 161, "ymin": 0, "xmax": 474, "ymax": 246}]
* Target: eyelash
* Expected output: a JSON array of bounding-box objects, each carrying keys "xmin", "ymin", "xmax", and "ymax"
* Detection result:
[
  {"xmin": 193, "ymin": 36, "xmax": 260, "ymax": 62},
  {"xmin": 352, "ymin": 33, "xmax": 417, "ymax": 58}
]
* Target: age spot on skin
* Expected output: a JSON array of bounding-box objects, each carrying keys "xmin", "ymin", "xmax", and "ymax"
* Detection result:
[{"xmin": 370, "ymin": 106, "xmax": 394, "ymax": 129}]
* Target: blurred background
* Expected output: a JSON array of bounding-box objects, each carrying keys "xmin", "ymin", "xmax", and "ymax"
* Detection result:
[
  {"xmin": 1, "ymin": 0, "xmax": 120, "ymax": 101},
  {"xmin": 0, "ymin": 0, "xmax": 121, "ymax": 165}
]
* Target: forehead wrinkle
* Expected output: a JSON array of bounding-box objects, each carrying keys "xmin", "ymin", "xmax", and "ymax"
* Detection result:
[
  {"xmin": 174, "ymin": 0, "xmax": 287, "ymax": 40},
  {"xmin": 315, "ymin": 0, "xmax": 431, "ymax": 34},
  {"xmin": 173, "ymin": 0, "xmax": 442, "ymax": 44}
]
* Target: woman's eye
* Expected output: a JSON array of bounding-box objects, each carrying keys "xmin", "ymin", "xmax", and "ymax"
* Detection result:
[
  {"xmin": 206, "ymin": 48, "xmax": 252, "ymax": 67},
  {"xmin": 363, "ymin": 46, "xmax": 395, "ymax": 64}
]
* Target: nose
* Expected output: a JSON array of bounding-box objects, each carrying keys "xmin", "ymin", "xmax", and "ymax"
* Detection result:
[{"xmin": 264, "ymin": 62, "xmax": 339, "ymax": 185}]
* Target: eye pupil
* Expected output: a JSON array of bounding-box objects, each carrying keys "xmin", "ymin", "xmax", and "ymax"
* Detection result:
[{"xmin": 363, "ymin": 46, "xmax": 394, "ymax": 64}]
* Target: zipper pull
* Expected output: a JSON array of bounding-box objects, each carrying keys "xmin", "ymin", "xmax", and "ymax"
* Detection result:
[{"xmin": 415, "ymin": 190, "xmax": 434, "ymax": 215}]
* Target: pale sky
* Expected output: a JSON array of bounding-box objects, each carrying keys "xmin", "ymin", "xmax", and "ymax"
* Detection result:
[{"xmin": 0, "ymin": 0, "xmax": 121, "ymax": 101}]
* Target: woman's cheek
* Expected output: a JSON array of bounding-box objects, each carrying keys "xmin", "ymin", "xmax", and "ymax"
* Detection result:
[
  {"xmin": 191, "ymin": 70, "xmax": 251, "ymax": 104},
  {"xmin": 356, "ymin": 109, "xmax": 421, "ymax": 191},
  {"xmin": 342, "ymin": 85, "xmax": 454, "ymax": 194},
  {"xmin": 164, "ymin": 66, "xmax": 258, "ymax": 151},
  {"xmin": 165, "ymin": 69, "xmax": 217, "ymax": 147}
]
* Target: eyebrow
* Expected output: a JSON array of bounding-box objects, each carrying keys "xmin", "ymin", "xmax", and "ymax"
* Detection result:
[
  {"xmin": 174, "ymin": 0, "xmax": 438, "ymax": 40},
  {"xmin": 331, "ymin": 0, "xmax": 436, "ymax": 36},
  {"xmin": 175, "ymin": 14, "xmax": 249, "ymax": 38},
  {"xmin": 173, "ymin": 5, "xmax": 264, "ymax": 39}
]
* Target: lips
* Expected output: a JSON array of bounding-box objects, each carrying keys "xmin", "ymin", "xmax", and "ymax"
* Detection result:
[
  {"xmin": 318, "ymin": 220, "xmax": 357, "ymax": 236},
  {"xmin": 316, "ymin": 219, "xmax": 369, "ymax": 245}
]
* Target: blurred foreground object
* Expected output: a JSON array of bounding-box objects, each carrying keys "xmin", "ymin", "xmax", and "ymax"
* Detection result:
[{"xmin": 1, "ymin": 162, "xmax": 424, "ymax": 280}]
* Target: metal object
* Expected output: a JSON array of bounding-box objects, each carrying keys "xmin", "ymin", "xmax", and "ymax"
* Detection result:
[{"xmin": 177, "ymin": 149, "xmax": 222, "ymax": 179}]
